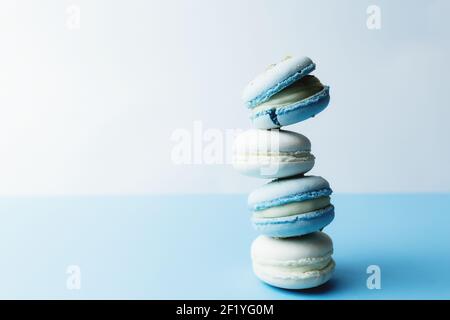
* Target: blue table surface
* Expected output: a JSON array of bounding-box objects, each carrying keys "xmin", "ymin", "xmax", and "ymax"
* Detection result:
[{"xmin": 0, "ymin": 194, "xmax": 449, "ymax": 299}]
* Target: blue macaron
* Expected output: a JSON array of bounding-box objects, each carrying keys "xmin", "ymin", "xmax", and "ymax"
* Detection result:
[
  {"xmin": 242, "ymin": 56, "xmax": 330, "ymax": 129},
  {"xmin": 248, "ymin": 175, "xmax": 334, "ymax": 238}
]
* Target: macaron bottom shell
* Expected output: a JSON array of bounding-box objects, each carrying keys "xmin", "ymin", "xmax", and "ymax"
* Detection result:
[
  {"xmin": 252, "ymin": 87, "xmax": 330, "ymax": 129},
  {"xmin": 253, "ymin": 258, "xmax": 335, "ymax": 290},
  {"xmin": 252, "ymin": 205, "xmax": 335, "ymax": 238}
]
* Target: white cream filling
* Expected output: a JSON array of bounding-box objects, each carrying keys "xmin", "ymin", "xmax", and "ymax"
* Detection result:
[
  {"xmin": 252, "ymin": 76, "xmax": 324, "ymax": 114},
  {"xmin": 253, "ymin": 257, "xmax": 335, "ymax": 280},
  {"xmin": 253, "ymin": 197, "xmax": 331, "ymax": 218},
  {"xmin": 233, "ymin": 152, "xmax": 314, "ymax": 164}
]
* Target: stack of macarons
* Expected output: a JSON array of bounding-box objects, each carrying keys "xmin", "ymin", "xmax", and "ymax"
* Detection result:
[{"xmin": 233, "ymin": 55, "xmax": 335, "ymax": 290}]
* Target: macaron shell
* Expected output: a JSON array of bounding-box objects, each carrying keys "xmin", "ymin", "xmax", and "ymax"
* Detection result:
[
  {"xmin": 243, "ymin": 56, "xmax": 315, "ymax": 107},
  {"xmin": 252, "ymin": 205, "xmax": 335, "ymax": 238},
  {"xmin": 251, "ymin": 87, "xmax": 330, "ymax": 129},
  {"xmin": 248, "ymin": 175, "xmax": 330, "ymax": 209},
  {"xmin": 251, "ymin": 232, "xmax": 333, "ymax": 266},
  {"xmin": 233, "ymin": 129, "xmax": 311, "ymax": 154},
  {"xmin": 253, "ymin": 259, "xmax": 335, "ymax": 290}
]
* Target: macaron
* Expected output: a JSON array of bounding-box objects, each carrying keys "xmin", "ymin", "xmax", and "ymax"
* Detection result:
[
  {"xmin": 251, "ymin": 232, "xmax": 335, "ymax": 290},
  {"xmin": 232, "ymin": 129, "xmax": 315, "ymax": 179},
  {"xmin": 248, "ymin": 175, "xmax": 334, "ymax": 237},
  {"xmin": 242, "ymin": 55, "xmax": 330, "ymax": 129}
]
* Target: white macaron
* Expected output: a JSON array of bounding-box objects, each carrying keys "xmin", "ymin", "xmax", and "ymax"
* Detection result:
[
  {"xmin": 232, "ymin": 129, "xmax": 315, "ymax": 179},
  {"xmin": 251, "ymin": 232, "xmax": 335, "ymax": 289}
]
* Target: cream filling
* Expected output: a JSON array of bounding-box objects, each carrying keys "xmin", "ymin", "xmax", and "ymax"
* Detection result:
[
  {"xmin": 253, "ymin": 197, "xmax": 331, "ymax": 218},
  {"xmin": 252, "ymin": 76, "xmax": 324, "ymax": 114},
  {"xmin": 253, "ymin": 258, "xmax": 335, "ymax": 280},
  {"xmin": 233, "ymin": 151, "xmax": 314, "ymax": 164},
  {"xmin": 253, "ymin": 252, "xmax": 332, "ymax": 269}
]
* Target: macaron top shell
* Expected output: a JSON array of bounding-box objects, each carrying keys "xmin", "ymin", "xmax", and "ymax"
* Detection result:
[
  {"xmin": 251, "ymin": 232, "xmax": 333, "ymax": 263},
  {"xmin": 242, "ymin": 56, "xmax": 315, "ymax": 108},
  {"xmin": 233, "ymin": 129, "xmax": 311, "ymax": 155},
  {"xmin": 248, "ymin": 175, "xmax": 331, "ymax": 210}
]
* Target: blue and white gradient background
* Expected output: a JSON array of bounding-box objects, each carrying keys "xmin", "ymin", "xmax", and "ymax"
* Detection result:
[
  {"xmin": 1, "ymin": 0, "xmax": 450, "ymax": 195},
  {"xmin": 1, "ymin": 0, "xmax": 450, "ymax": 299}
]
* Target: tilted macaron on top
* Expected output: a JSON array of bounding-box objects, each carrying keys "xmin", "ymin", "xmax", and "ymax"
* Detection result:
[
  {"xmin": 242, "ymin": 56, "xmax": 316, "ymax": 108},
  {"xmin": 242, "ymin": 55, "xmax": 330, "ymax": 129},
  {"xmin": 251, "ymin": 232, "xmax": 335, "ymax": 289},
  {"xmin": 248, "ymin": 175, "xmax": 334, "ymax": 237},
  {"xmin": 232, "ymin": 129, "xmax": 315, "ymax": 179},
  {"xmin": 250, "ymin": 75, "xmax": 329, "ymax": 128}
]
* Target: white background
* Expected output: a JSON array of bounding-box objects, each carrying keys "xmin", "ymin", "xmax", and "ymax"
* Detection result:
[{"xmin": 0, "ymin": 0, "xmax": 449, "ymax": 195}]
